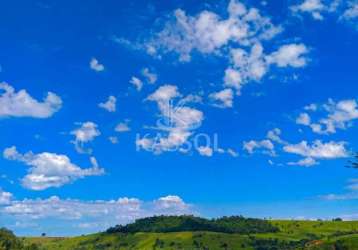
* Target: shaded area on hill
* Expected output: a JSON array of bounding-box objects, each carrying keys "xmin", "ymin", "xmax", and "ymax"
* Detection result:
[{"xmin": 106, "ymin": 215, "xmax": 280, "ymax": 234}]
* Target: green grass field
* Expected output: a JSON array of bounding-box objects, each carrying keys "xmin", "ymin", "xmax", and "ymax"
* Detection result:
[{"xmin": 21, "ymin": 220, "xmax": 358, "ymax": 250}]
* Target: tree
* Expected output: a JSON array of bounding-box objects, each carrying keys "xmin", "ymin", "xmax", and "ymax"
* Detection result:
[{"xmin": 346, "ymin": 153, "xmax": 358, "ymax": 169}]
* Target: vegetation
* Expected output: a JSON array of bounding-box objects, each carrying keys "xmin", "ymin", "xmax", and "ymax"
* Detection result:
[
  {"xmin": 1, "ymin": 216, "xmax": 358, "ymax": 249},
  {"xmin": 0, "ymin": 228, "xmax": 39, "ymax": 250},
  {"xmin": 347, "ymin": 152, "xmax": 358, "ymax": 169},
  {"xmin": 106, "ymin": 215, "xmax": 279, "ymax": 234}
]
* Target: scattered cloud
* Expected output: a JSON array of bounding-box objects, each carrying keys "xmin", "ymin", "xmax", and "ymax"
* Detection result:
[
  {"xmin": 130, "ymin": 77, "xmax": 143, "ymax": 91},
  {"xmin": 209, "ymin": 88, "xmax": 234, "ymax": 108},
  {"xmin": 0, "ymin": 190, "xmax": 13, "ymax": 205},
  {"xmin": 283, "ymin": 140, "xmax": 349, "ymax": 166},
  {"xmin": 243, "ymin": 128, "xmax": 285, "ymax": 156},
  {"xmin": 115, "ymin": 121, "xmax": 131, "ymax": 132},
  {"xmin": 137, "ymin": 85, "xmax": 203, "ymax": 154},
  {"xmin": 0, "ymin": 192, "xmax": 193, "ymax": 232},
  {"xmin": 148, "ymin": 0, "xmax": 281, "ymax": 62},
  {"xmin": 243, "ymin": 139, "xmax": 275, "ymax": 156},
  {"xmin": 290, "ymin": 0, "xmax": 341, "ymax": 20},
  {"xmin": 90, "ymin": 58, "xmax": 104, "ymax": 72},
  {"xmin": 141, "ymin": 68, "xmax": 157, "ymax": 84},
  {"xmin": 321, "ymin": 179, "xmax": 358, "ymax": 200},
  {"xmin": 71, "ymin": 122, "xmax": 101, "ymax": 154},
  {"xmin": 3, "ymin": 147, "xmax": 104, "ymax": 190},
  {"xmin": 108, "ymin": 136, "xmax": 119, "ymax": 144},
  {"xmin": 0, "ymin": 82, "xmax": 62, "ymax": 118},
  {"xmin": 296, "ymin": 99, "xmax": 358, "ymax": 134},
  {"xmin": 288, "ymin": 157, "xmax": 318, "ymax": 167},
  {"xmin": 98, "ymin": 96, "xmax": 116, "ymax": 112}
]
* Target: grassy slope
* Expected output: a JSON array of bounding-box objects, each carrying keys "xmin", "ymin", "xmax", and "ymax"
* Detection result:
[{"xmin": 23, "ymin": 220, "xmax": 358, "ymax": 250}]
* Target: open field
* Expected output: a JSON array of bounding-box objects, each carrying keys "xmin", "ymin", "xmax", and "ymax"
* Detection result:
[{"xmin": 21, "ymin": 220, "xmax": 358, "ymax": 250}]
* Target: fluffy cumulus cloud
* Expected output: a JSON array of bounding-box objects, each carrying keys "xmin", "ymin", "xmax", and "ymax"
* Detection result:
[
  {"xmin": 3, "ymin": 147, "xmax": 104, "ymax": 190},
  {"xmin": 154, "ymin": 195, "xmax": 190, "ymax": 212},
  {"xmin": 144, "ymin": 0, "xmax": 310, "ymax": 102},
  {"xmin": 290, "ymin": 0, "xmax": 342, "ymax": 20},
  {"xmin": 98, "ymin": 96, "xmax": 116, "ymax": 112},
  {"xmin": 296, "ymin": 99, "xmax": 358, "ymax": 134},
  {"xmin": 243, "ymin": 139, "xmax": 275, "ymax": 156},
  {"xmin": 0, "ymin": 193, "xmax": 192, "ymax": 233},
  {"xmin": 148, "ymin": 0, "xmax": 282, "ymax": 62},
  {"xmin": 90, "ymin": 58, "xmax": 104, "ymax": 72},
  {"xmin": 136, "ymin": 85, "xmax": 203, "ymax": 154},
  {"xmin": 291, "ymin": 0, "xmax": 358, "ymax": 27},
  {"xmin": 283, "ymin": 140, "xmax": 349, "ymax": 166},
  {"xmin": 0, "ymin": 82, "xmax": 62, "ymax": 118},
  {"xmin": 209, "ymin": 88, "xmax": 234, "ymax": 108},
  {"xmin": 243, "ymin": 128, "xmax": 285, "ymax": 156},
  {"xmin": 71, "ymin": 122, "xmax": 101, "ymax": 153},
  {"xmin": 225, "ymin": 43, "xmax": 309, "ymax": 95}
]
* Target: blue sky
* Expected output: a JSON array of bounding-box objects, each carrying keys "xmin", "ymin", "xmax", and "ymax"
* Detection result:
[{"xmin": 0, "ymin": 0, "xmax": 358, "ymax": 236}]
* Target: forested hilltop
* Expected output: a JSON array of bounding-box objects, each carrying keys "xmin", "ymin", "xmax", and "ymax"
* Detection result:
[{"xmin": 106, "ymin": 215, "xmax": 279, "ymax": 234}]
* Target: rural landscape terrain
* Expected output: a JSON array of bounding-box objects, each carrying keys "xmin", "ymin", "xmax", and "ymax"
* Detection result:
[{"xmin": 1, "ymin": 215, "xmax": 358, "ymax": 249}]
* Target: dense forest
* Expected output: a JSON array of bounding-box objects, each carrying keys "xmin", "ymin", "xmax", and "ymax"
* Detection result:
[{"xmin": 106, "ymin": 215, "xmax": 279, "ymax": 234}]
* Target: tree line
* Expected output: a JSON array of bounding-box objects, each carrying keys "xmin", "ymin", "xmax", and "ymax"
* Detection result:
[{"xmin": 106, "ymin": 215, "xmax": 279, "ymax": 234}]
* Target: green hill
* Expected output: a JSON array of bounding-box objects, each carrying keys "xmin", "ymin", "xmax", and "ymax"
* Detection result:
[
  {"xmin": 106, "ymin": 215, "xmax": 279, "ymax": 234},
  {"xmin": 4, "ymin": 216, "xmax": 358, "ymax": 250}
]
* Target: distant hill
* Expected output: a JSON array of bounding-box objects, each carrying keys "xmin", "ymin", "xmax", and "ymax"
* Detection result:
[{"xmin": 106, "ymin": 215, "xmax": 279, "ymax": 234}]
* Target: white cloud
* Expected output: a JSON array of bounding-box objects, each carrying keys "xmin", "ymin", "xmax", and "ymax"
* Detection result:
[
  {"xmin": 296, "ymin": 112, "xmax": 311, "ymax": 126},
  {"xmin": 197, "ymin": 146, "xmax": 213, "ymax": 157},
  {"xmin": 0, "ymin": 190, "xmax": 13, "ymax": 205},
  {"xmin": 243, "ymin": 139, "xmax": 275, "ymax": 156},
  {"xmin": 209, "ymin": 88, "xmax": 234, "ymax": 108},
  {"xmin": 90, "ymin": 58, "xmax": 104, "ymax": 72},
  {"xmin": 115, "ymin": 121, "xmax": 130, "ymax": 132},
  {"xmin": 291, "ymin": 0, "xmax": 326, "ymax": 20},
  {"xmin": 137, "ymin": 85, "xmax": 203, "ymax": 154},
  {"xmin": 290, "ymin": 0, "xmax": 342, "ymax": 20},
  {"xmin": 283, "ymin": 140, "xmax": 349, "ymax": 160},
  {"xmin": 98, "ymin": 96, "xmax": 116, "ymax": 112},
  {"xmin": 288, "ymin": 157, "xmax": 318, "ymax": 167},
  {"xmin": 130, "ymin": 77, "xmax": 143, "ymax": 91},
  {"xmin": 0, "ymin": 193, "xmax": 192, "ymax": 233},
  {"xmin": 3, "ymin": 147, "xmax": 104, "ymax": 190},
  {"xmin": 320, "ymin": 179, "xmax": 358, "ymax": 201},
  {"xmin": 341, "ymin": 2, "xmax": 358, "ymax": 20},
  {"xmin": 71, "ymin": 122, "xmax": 101, "ymax": 154},
  {"xmin": 144, "ymin": 1, "xmax": 309, "ymax": 100},
  {"xmin": 0, "ymin": 82, "xmax": 62, "ymax": 118},
  {"xmin": 147, "ymin": 85, "xmax": 181, "ymax": 103},
  {"xmin": 154, "ymin": 195, "xmax": 189, "ymax": 212},
  {"xmin": 297, "ymin": 99, "xmax": 358, "ymax": 134},
  {"xmin": 243, "ymin": 128, "xmax": 286, "ymax": 156},
  {"xmin": 148, "ymin": 1, "xmax": 281, "ymax": 62},
  {"xmin": 266, "ymin": 128, "xmax": 286, "ymax": 145},
  {"xmin": 224, "ymin": 43, "xmax": 308, "ymax": 95},
  {"xmin": 266, "ymin": 44, "xmax": 309, "ymax": 68},
  {"xmin": 108, "ymin": 136, "xmax": 119, "ymax": 144},
  {"xmin": 141, "ymin": 68, "xmax": 157, "ymax": 84}
]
